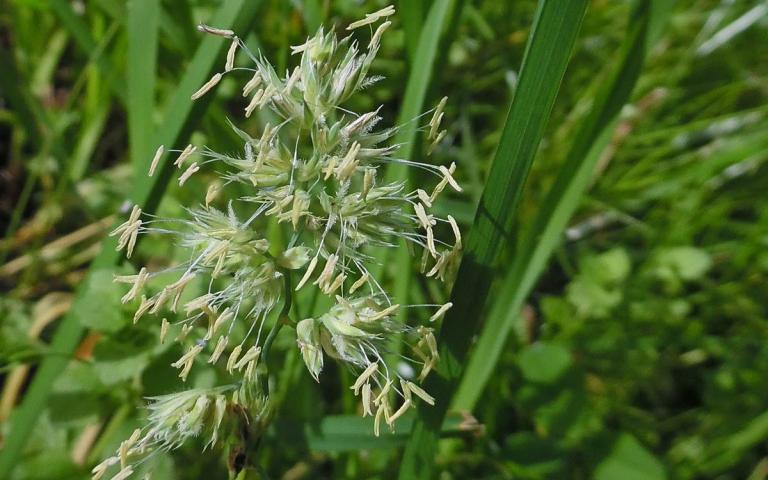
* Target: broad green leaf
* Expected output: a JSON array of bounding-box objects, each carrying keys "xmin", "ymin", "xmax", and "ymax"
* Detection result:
[
  {"xmin": 653, "ymin": 246, "xmax": 712, "ymax": 281},
  {"xmin": 594, "ymin": 434, "xmax": 667, "ymax": 480},
  {"xmin": 76, "ymin": 268, "xmax": 127, "ymax": 333},
  {"xmin": 518, "ymin": 342, "xmax": 571, "ymax": 384},
  {"xmin": 127, "ymin": 0, "xmax": 159, "ymax": 175}
]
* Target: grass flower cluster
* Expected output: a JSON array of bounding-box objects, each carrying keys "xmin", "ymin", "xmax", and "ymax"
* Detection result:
[{"xmin": 98, "ymin": 5, "xmax": 460, "ymax": 478}]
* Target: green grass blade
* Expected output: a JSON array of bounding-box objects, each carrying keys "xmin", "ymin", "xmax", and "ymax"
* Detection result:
[
  {"xmin": 452, "ymin": 0, "xmax": 674, "ymax": 411},
  {"xmin": 398, "ymin": 0, "xmax": 430, "ymax": 61},
  {"xmin": 0, "ymin": 45, "xmax": 50, "ymax": 141},
  {"xmin": 47, "ymin": 0, "xmax": 126, "ymax": 104},
  {"xmin": 0, "ymin": 2, "xmax": 264, "ymax": 475},
  {"xmin": 398, "ymin": 2, "xmax": 589, "ymax": 478},
  {"xmin": 127, "ymin": 0, "xmax": 159, "ymax": 175}
]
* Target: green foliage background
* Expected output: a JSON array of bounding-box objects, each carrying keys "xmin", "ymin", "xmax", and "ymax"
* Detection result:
[{"xmin": 1, "ymin": 0, "xmax": 767, "ymax": 478}]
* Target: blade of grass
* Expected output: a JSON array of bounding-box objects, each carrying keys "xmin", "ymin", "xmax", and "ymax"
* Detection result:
[
  {"xmin": 47, "ymin": 0, "xmax": 126, "ymax": 104},
  {"xmin": 398, "ymin": 0, "xmax": 430, "ymax": 61},
  {"xmin": 127, "ymin": 0, "xmax": 159, "ymax": 175},
  {"xmin": 0, "ymin": 2, "xmax": 264, "ymax": 475},
  {"xmin": 453, "ymin": 0, "xmax": 674, "ymax": 412},
  {"xmin": 398, "ymin": 2, "xmax": 589, "ymax": 478}
]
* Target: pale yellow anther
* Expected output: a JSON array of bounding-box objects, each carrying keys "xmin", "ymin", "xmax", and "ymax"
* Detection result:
[
  {"xmin": 406, "ymin": 381, "xmax": 435, "ymax": 405},
  {"xmin": 128, "ymin": 204, "xmax": 141, "ymax": 224},
  {"xmin": 226, "ymin": 345, "xmax": 243, "ymax": 373},
  {"xmin": 225, "ymin": 37, "xmax": 238, "ymax": 72},
  {"xmin": 351, "ymin": 362, "xmax": 379, "ymax": 395},
  {"xmin": 419, "ymin": 358, "xmax": 435, "ymax": 381},
  {"xmin": 347, "ymin": 5, "xmax": 395, "ymax": 30},
  {"xmin": 191, "ymin": 72, "xmax": 222, "ymax": 100},
  {"xmin": 148, "ymin": 145, "xmax": 164, "ymax": 176},
  {"xmin": 324, "ymin": 272, "xmax": 346, "ymax": 295},
  {"xmin": 430, "ymin": 163, "xmax": 460, "ymax": 202},
  {"xmin": 245, "ymin": 88, "xmax": 264, "ymax": 117},
  {"xmin": 234, "ymin": 345, "xmax": 261, "ymax": 370},
  {"xmin": 438, "ymin": 163, "xmax": 462, "ymax": 192},
  {"xmin": 133, "ymin": 295, "xmax": 155, "ymax": 324},
  {"xmin": 110, "ymin": 467, "xmax": 134, "ymax": 480},
  {"xmin": 367, "ymin": 303, "xmax": 400, "ymax": 322},
  {"xmin": 178, "ymin": 162, "xmax": 200, "ymax": 186},
  {"xmin": 118, "ymin": 440, "xmax": 129, "ymax": 469},
  {"xmin": 127, "ymin": 428, "xmax": 141, "ymax": 446},
  {"xmin": 119, "ymin": 267, "xmax": 148, "ymax": 304},
  {"xmin": 169, "ymin": 273, "xmax": 194, "ymax": 312},
  {"xmin": 424, "ymin": 329, "xmax": 439, "ymax": 359},
  {"xmin": 184, "ymin": 293, "xmax": 212, "ymax": 314},
  {"xmin": 171, "ymin": 344, "xmax": 203, "ymax": 368},
  {"xmin": 426, "ymin": 226, "xmax": 437, "ymax": 257},
  {"xmin": 257, "ymin": 84, "xmax": 276, "ymax": 109},
  {"xmin": 208, "ymin": 335, "xmax": 228, "ymax": 364},
  {"xmin": 197, "ymin": 24, "xmax": 235, "ymax": 37},
  {"xmin": 414, "ymin": 202, "xmax": 433, "ymax": 229},
  {"xmin": 447, "ymin": 215, "xmax": 462, "ymax": 248},
  {"xmin": 362, "ymin": 383, "xmax": 373, "ymax": 417},
  {"xmin": 429, "ymin": 302, "xmax": 453, "ymax": 323},
  {"xmin": 349, "ymin": 271, "xmax": 369, "ymax": 294},
  {"xmin": 244, "ymin": 359, "xmax": 257, "ymax": 381},
  {"xmin": 174, "ymin": 144, "xmax": 197, "ymax": 168},
  {"xmin": 374, "ymin": 379, "xmax": 392, "ymax": 405},
  {"xmin": 149, "ymin": 288, "xmax": 169, "ymax": 314},
  {"xmin": 416, "ymin": 189, "xmax": 432, "ymax": 208},
  {"xmin": 296, "ymin": 255, "xmax": 319, "ymax": 291},
  {"xmin": 387, "ymin": 399, "xmax": 411, "ymax": 427},
  {"xmin": 429, "ymin": 112, "xmax": 444, "ymax": 140},
  {"xmin": 172, "ymin": 344, "xmax": 203, "ymax": 381},
  {"xmin": 420, "ymin": 244, "xmax": 431, "ymax": 273},
  {"xmin": 290, "ymin": 36, "xmax": 318, "ymax": 55},
  {"xmin": 160, "ymin": 318, "xmax": 170, "ymax": 344},
  {"xmin": 400, "ymin": 378, "xmax": 412, "ymax": 402},
  {"xmin": 92, "ymin": 456, "xmax": 119, "ymax": 480},
  {"xmin": 213, "ymin": 307, "xmax": 234, "ymax": 334},
  {"xmin": 374, "ymin": 402, "xmax": 385, "ymax": 437},
  {"xmin": 369, "ymin": 20, "xmax": 391, "ymax": 50},
  {"xmin": 426, "ymin": 252, "xmax": 448, "ymax": 279},
  {"xmin": 314, "ymin": 254, "xmax": 338, "ymax": 289},
  {"xmin": 125, "ymin": 219, "xmax": 141, "ymax": 259},
  {"xmin": 205, "ymin": 182, "xmax": 222, "ymax": 206},
  {"xmin": 243, "ymin": 72, "xmax": 262, "ymax": 97}
]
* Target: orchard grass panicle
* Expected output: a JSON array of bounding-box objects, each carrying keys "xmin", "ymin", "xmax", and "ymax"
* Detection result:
[{"xmin": 100, "ymin": 5, "xmax": 460, "ymax": 478}]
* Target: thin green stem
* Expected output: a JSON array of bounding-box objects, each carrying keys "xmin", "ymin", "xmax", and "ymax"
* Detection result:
[{"xmin": 260, "ymin": 271, "xmax": 292, "ymax": 395}]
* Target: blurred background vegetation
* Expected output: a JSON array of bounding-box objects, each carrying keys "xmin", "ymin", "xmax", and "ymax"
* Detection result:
[{"xmin": 1, "ymin": 0, "xmax": 767, "ymax": 479}]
